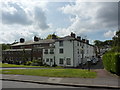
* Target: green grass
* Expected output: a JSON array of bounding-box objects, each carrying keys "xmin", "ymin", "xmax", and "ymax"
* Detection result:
[
  {"xmin": 1, "ymin": 69, "xmax": 96, "ymax": 78},
  {"xmin": 0, "ymin": 63, "xmax": 62, "ymax": 68}
]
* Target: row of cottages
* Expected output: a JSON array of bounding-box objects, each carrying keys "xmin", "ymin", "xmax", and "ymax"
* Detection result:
[
  {"xmin": 2, "ymin": 32, "xmax": 96, "ymax": 67},
  {"xmin": 2, "ymin": 36, "xmax": 55, "ymax": 64}
]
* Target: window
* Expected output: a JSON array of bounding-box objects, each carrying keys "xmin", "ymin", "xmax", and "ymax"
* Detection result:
[
  {"xmin": 77, "ymin": 42, "xmax": 79, "ymax": 46},
  {"xmin": 66, "ymin": 58, "xmax": 71, "ymax": 65},
  {"xmin": 44, "ymin": 49, "xmax": 48, "ymax": 54},
  {"xmin": 46, "ymin": 58, "xmax": 49, "ymax": 62},
  {"xmin": 50, "ymin": 49, "xmax": 54, "ymax": 54},
  {"xmin": 59, "ymin": 48, "xmax": 64, "ymax": 54},
  {"xmin": 77, "ymin": 49, "xmax": 79, "ymax": 54},
  {"xmin": 59, "ymin": 58, "xmax": 64, "ymax": 64},
  {"xmin": 50, "ymin": 59, "xmax": 53, "ymax": 62},
  {"xmin": 59, "ymin": 41, "xmax": 63, "ymax": 46}
]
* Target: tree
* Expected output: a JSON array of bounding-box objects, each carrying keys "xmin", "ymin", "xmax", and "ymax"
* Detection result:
[
  {"xmin": 112, "ymin": 30, "xmax": 120, "ymax": 46},
  {"xmin": 46, "ymin": 34, "xmax": 59, "ymax": 39},
  {"xmin": 46, "ymin": 34, "xmax": 53, "ymax": 39},
  {"xmin": 94, "ymin": 40, "xmax": 103, "ymax": 53},
  {"xmin": 2, "ymin": 44, "xmax": 11, "ymax": 50}
]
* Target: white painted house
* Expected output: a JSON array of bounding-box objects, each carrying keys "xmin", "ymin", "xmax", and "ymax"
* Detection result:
[{"xmin": 43, "ymin": 32, "xmax": 96, "ymax": 67}]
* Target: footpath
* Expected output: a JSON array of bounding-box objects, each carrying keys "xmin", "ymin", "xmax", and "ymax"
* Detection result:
[{"xmin": 1, "ymin": 69, "xmax": 120, "ymax": 89}]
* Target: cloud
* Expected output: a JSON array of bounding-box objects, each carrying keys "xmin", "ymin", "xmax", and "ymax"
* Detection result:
[
  {"xmin": 60, "ymin": 2, "xmax": 118, "ymax": 36},
  {"xmin": 2, "ymin": 1, "xmax": 49, "ymax": 30},
  {"xmin": 2, "ymin": 2, "xmax": 32, "ymax": 25},
  {"xmin": 104, "ymin": 30, "xmax": 116, "ymax": 38},
  {"xmin": 34, "ymin": 7, "xmax": 49, "ymax": 30}
]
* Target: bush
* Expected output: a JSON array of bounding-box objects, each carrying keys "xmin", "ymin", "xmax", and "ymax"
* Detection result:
[
  {"xmin": 102, "ymin": 52, "xmax": 120, "ymax": 76},
  {"xmin": 31, "ymin": 60, "xmax": 43, "ymax": 66},
  {"xmin": 109, "ymin": 46, "xmax": 120, "ymax": 53},
  {"xmin": 26, "ymin": 61, "xmax": 32, "ymax": 65}
]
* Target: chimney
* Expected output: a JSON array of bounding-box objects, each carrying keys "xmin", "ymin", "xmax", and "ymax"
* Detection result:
[
  {"xmin": 20, "ymin": 38, "xmax": 25, "ymax": 43},
  {"xmin": 34, "ymin": 36, "xmax": 39, "ymax": 41},
  {"xmin": 70, "ymin": 32, "xmax": 76, "ymax": 38},
  {"xmin": 77, "ymin": 36, "xmax": 81, "ymax": 41},
  {"xmin": 86, "ymin": 40, "xmax": 89, "ymax": 44},
  {"xmin": 82, "ymin": 39, "xmax": 86, "ymax": 43}
]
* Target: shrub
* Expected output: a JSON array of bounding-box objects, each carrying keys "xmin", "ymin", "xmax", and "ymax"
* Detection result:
[
  {"xmin": 31, "ymin": 60, "xmax": 43, "ymax": 66},
  {"xmin": 26, "ymin": 61, "xmax": 32, "ymax": 65},
  {"xmin": 102, "ymin": 52, "xmax": 120, "ymax": 76}
]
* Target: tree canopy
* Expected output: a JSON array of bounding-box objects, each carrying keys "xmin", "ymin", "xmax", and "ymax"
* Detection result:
[
  {"xmin": 2, "ymin": 44, "xmax": 11, "ymax": 50},
  {"xmin": 46, "ymin": 34, "xmax": 59, "ymax": 39}
]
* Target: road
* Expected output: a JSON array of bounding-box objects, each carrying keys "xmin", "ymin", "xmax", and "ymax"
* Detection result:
[
  {"xmin": 82, "ymin": 58, "xmax": 104, "ymax": 69},
  {"xmin": 2, "ymin": 80, "xmax": 78, "ymax": 88},
  {"xmin": 2, "ymin": 80, "xmax": 115, "ymax": 90}
]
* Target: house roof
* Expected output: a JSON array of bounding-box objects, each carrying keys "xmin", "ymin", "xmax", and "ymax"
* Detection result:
[
  {"xmin": 11, "ymin": 39, "xmax": 56, "ymax": 46},
  {"xmin": 3, "ymin": 49, "xmax": 32, "ymax": 51},
  {"xmin": 57, "ymin": 36, "xmax": 75, "ymax": 41}
]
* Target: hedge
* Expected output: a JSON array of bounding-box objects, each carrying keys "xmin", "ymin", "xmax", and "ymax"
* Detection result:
[{"xmin": 102, "ymin": 52, "xmax": 120, "ymax": 76}]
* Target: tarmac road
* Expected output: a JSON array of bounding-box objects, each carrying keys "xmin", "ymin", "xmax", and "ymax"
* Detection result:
[{"xmin": 2, "ymin": 80, "xmax": 115, "ymax": 90}]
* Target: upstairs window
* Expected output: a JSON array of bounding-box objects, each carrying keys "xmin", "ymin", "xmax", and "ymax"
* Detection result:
[
  {"xmin": 50, "ymin": 49, "xmax": 54, "ymax": 54},
  {"xmin": 59, "ymin": 48, "xmax": 64, "ymax": 54},
  {"xmin": 59, "ymin": 41, "xmax": 63, "ymax": 46},
  {"xmin": 77, "ymin": 42, "xmax": 79, "ymax": 46},
  {"xmin": 44, "ymin": 49, "xmax": 48, "ymax": 54},
  {"xmin": 77, "ymin": 49, "xmax": 79, "ymax": 54}
]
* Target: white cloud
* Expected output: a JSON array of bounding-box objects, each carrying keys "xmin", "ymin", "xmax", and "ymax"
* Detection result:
[
  {"xmin": 2, "ymin": 0, "xmax": 49, "ymax": 29},
  {"xmin": 104, "ymin": 30, "xmax": 116, "ymax": 38},
  {"xmin": 0, "ymin": 1, "xmax": 118, "ymax": 44},
  {"xmin": 59, "ymin": 2, "xmax": 118, "ymax": 40}
]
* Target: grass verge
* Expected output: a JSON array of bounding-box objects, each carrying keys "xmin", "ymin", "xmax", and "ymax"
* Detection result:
[
  {"xmin": 1, "ymin": 69, "xmax": 96, "ymax": 78},
  {"xmin": 0, "ymin": 63, "xmax": 62, "ymax": 68}
]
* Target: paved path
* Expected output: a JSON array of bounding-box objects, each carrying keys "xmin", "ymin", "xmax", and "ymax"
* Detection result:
[{"xmin": 1, "ymin": 69, "xmax": 120, "ymax": 89}]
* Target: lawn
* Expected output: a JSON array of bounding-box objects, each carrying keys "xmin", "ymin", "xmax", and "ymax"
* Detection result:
[
  {"xmin": 1, "ymin": 69, "xmax": 97, "ymax": 78},
  {"xmin": 0, "ymin": 63, "xmax": 62, "ymax": 68}
]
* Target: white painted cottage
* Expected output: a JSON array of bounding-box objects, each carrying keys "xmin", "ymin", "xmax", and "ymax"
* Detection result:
[{"xmin": 43, "ymin": 32, "xmax": 96, "ymax": 67}]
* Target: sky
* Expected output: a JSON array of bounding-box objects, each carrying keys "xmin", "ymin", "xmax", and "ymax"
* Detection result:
[{"xmin": 0, "ymin": 0, "xmax": 119, "ymax": 44}]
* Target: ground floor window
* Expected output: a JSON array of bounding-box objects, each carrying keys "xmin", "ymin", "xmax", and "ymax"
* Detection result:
[
  {"xmin": 59, "ymin": 58, "xmax": 64, "ymax": 64},
  {"xmin": 50, "ymin": 58, "xmax": 53, "ymax": 62},
  {"xmin": 66, "ymin": 58, "xmax": 71, "ymax": 65},
  {"xmin": 46, "ymin": 58, "xmax": 49, "ymax": 62}
]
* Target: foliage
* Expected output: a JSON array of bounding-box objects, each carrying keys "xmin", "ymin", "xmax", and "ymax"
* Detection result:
[
  {"xmin": 109, "ymin": 46, "xmax": 120, "ymax": 53},
  {"xmin": 1, "ymin": 69, "xmax": 96, "ymax": 78},
  {"xmin": 26, "ymin": 61, "xmax": 32, "ymax": 65},
  {"xmin": 2, "ymin": 44, "xmax": 11, "ymax": 50},
  {"xmin": 102, "ymin": 52, "xmax": 120, "ymax": 76},
  {"xmin": 112, "ymin": 30, "xmax": 120, "ymax": 46},
  {"xmin": 46, "ymin": 34, "xmax": 59, "ymax": 39}
]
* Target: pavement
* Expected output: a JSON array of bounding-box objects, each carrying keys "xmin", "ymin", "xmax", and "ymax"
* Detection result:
[{"xmin": 1, "ymin": 69, "xmax": 120, "ymax": 89}]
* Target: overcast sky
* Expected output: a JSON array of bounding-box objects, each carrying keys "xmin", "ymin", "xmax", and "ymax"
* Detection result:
[{"xmin": 0, "ymin": 0, "xmax": 119, "ymax": 44}]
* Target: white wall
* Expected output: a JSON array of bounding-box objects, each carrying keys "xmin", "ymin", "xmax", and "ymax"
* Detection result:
[
  {"xmin": 43, "ymin": 39, "xmax": 96, "ymax": 67},
  {"xmin": 55, "ymin": 40, "xmax": 73, "ymax": 67},
  {"xmin": 43, "ymin": 48, "xmax": 55, "ymax": 66}
]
